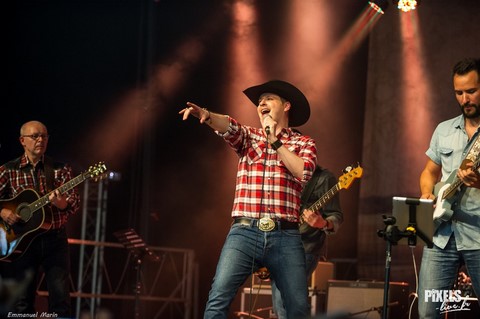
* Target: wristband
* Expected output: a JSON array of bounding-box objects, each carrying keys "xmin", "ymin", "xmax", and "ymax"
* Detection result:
[{"xmin": 271, "ymin": 139, "xmax": 283, "ymax": 151}]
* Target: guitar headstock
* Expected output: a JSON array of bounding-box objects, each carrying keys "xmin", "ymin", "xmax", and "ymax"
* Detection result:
[
  {"xmin": 338, "ymin": 163, "xmax": 363, "ymax": 190},
  {"xmin": 86, "ymin": 162, "xmax": 108, "ymax": 181}
]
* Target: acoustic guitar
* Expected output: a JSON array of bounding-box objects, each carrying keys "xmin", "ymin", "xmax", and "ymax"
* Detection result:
[{"xmin": 0, "ymin": 162, "xmax": 107, "ymax": 262}]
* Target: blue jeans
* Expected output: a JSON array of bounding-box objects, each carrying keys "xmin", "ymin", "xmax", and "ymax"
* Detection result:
[
  {"xmin": 418, "ymin": 235, "xmax": 480, "ymax": 319},
  {"xmin": 204, "ymin": 222, "xmax": 309, "ymax": 319},
  {"xmin": 271, "ymin": 253, "xmax": 319, "ymax": 319}
]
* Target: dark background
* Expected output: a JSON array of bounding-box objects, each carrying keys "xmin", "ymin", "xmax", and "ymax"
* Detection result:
[{"xmin": 4, "ymin": 0, "xmax": 480, "ymax": 318}]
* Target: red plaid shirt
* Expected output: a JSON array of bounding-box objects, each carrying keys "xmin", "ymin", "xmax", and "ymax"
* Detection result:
[
  {"xmin": 217, "ymin": 117, "xmax": 317, "ymax": 222},
  {"xmin": 0, "ymin": 154, "xmax": 80, "ymax": 229}
]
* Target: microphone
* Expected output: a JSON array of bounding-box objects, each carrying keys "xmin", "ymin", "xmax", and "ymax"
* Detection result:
[{"xmin": 262, "ymin": 114, "xmax": 271, "ymax": 135}]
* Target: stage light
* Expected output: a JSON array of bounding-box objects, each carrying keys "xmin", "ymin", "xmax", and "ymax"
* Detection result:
[
  {"xmin": 368, "ymin": 0, "xmax": 389, "ymax": 14},
  {"xmin": 397, "ymin": 0, "xmax": 419, "ymax": 12},
  {"xmin": 368, "ymin": 0, "xmax": 388, "ymax": 14}
]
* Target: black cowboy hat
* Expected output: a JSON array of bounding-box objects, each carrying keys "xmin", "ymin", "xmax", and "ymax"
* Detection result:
[{"xmin": 243, "ymin": 80, "xmax": 310, "ymax": 127}]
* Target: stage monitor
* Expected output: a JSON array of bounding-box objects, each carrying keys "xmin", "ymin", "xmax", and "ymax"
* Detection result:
[{"xmin": 392, "ymin": 196, "xmax": 434, "ymax": 247}]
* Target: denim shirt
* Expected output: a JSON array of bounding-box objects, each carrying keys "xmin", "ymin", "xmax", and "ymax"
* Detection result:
[{"xmin": 426, "ymin": 114, "xmax": 480, "ymax": 250}]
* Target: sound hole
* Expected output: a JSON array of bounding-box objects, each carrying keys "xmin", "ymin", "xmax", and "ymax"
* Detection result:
[{"xmin": 16, "ymin": 204, "xmax": 32, "ymax": 223}]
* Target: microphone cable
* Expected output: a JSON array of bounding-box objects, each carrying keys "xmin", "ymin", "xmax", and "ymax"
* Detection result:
[
  {"xmin": 246, "ymin": 135, "xmax": 273, "ymax": 318},
  {"xmin": 408, "ymin": 246, "xmax": 419, "ymax": 319}
]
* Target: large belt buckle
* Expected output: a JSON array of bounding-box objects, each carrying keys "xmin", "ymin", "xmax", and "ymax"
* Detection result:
[{"xmin": 258, "ymin": 217, "xmax": 275, "ymax": 232}]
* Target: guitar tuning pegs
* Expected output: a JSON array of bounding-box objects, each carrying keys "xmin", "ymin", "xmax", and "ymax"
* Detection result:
[{"xmin": 342, "ymin": 166, "xmax": 352, "ymax": 174}]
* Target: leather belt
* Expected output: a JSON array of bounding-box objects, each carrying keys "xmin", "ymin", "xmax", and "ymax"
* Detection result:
[{"xmin": 233, "ymin": 217, "xmax": 298, "ymax": 231}]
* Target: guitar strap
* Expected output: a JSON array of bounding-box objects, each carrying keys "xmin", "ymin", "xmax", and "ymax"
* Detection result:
[
  {"xmin": 44, "ymin": 156, "xmax": 55, "ymax": 192},
  {"xmin": 300, "ymin": 166, "xmax": 323, "ymax": 211},
  {"xmin": 464, "ymin": 132, "xmax": 480, "ymax": 163}
]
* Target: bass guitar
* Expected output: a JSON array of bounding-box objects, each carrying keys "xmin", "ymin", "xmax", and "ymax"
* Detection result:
[
  {"xmin": 433, "ymin": 156, "xmax": 480, "ymax": 222},
  {"xmin": 299, "ymin": 164, "xmax": 363, "ymax": 224},
  {"xmin": 254, "ymin": 164, "xmax": 363, "ymax": 280},
  {"xmin": 0, "ymin": 162, "xmax": 107, "ymax": 262}
]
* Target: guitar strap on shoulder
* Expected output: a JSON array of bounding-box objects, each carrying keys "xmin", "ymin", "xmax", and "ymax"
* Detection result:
[
  {"xmin": 300, "ymin": 166, "xmax": 323, "ymax": 211},
  {"xmin": 465, "ymin": 133, "xmax": 480, "ymax": 163},
  {"xmin": 4, "ymin": 157, "xmax": 22, "ymax": 170},
  {"xmin": 44, "ymin": 156, "xmax": 55, "ymax": 192}
]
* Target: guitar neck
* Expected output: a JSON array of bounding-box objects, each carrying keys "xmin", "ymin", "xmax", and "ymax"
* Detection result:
[
  {"xmin": 307, "ymin": 183, "xmax": 341, "ymax": 213},
  {"xmin": 300, "ymin": 165, "xmax": 362, "ymax": 219},
  {"xmin": 29, "ymin": 172, "xmax": 89, "ymax": 211},
  {"xmin": 443, "ymin": 157, "xmax": 480, "ymax": 199}
]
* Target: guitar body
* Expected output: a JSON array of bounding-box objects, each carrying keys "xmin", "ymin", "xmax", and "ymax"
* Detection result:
[
  {"xmin": 0, "ymin": 189, "xmax": 52, "ymax": 262},
  {"xmin": 432, "ymin": 141, "xmax": 480, "ymax": 222},
  {"xmin": 433, "ymin": 182, "xmax": 455, "ymax": 222}
]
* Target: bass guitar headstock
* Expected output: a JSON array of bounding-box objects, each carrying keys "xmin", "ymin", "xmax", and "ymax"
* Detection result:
[{"xmin": 338, "ymin": 163, "xmax": 363, "ymax": 190}]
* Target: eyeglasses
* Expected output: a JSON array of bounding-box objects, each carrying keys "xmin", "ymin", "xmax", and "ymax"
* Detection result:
[{"xmin": 22, "ymin": 134, "xmax": 50, "ymax": 141}]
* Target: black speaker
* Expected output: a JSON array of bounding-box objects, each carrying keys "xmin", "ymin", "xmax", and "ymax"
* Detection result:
[{"xmin": 326, "ymin": 280, "xmax": 409, "ymax": 319}]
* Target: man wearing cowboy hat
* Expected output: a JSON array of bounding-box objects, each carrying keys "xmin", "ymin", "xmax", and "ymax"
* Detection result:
[{"xmin": 180, "ymin": 80, "xmax": 317, "ymax": 319}]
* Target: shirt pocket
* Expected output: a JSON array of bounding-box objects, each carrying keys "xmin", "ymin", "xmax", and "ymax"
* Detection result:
[
  {"xmin": 246, "ymin": 141, "xmax": 266, "ymax": 165},
  {"xmin": 439, "ymin": 147, "xmax": 454, "ymax": 170}
]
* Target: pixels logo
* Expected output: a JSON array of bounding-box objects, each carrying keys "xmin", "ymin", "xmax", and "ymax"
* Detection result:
[{"xmin": 424, "ymin": 289, "xmax": 473, "ymax": 314}]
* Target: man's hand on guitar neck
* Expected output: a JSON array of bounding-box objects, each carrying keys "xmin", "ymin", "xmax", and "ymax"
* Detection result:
[
  {"xmin": 0, "ymin": 208, "xmax": 20, "ymax": 226},
  {"xmin": 457, "ymin": 162, "xmax": 480, "ymax": 189},
  {"xmin": 48, "ymin": 189, "xmax": 69, "ymax": 210}
]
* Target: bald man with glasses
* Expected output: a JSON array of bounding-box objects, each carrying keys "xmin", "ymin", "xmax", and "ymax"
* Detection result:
[{"xmin": 0, "ymin": 120, "xmax": 80, "ymax": 317}]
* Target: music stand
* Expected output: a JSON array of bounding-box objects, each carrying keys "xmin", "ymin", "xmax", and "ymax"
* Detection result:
[
  {"xmin": 377, "ymin": 197, "xmax": 434, "ymax": 319},
  {"xmin": 114, "ymin": 229, "xmax": 160, "ymax": 319},
  {"xmin": 392, "ymin": 196, "xmax": 434, "ymax": 247}
]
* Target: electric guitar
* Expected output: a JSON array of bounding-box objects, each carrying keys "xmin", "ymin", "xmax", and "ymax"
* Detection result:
[
  {"xmin": 299, "ymin": 164, "xmax": 363, "ymax": 224},
  {"xmin": 254, "ymin": 164, "xmax": 363, "ymax": 280},
  {"xmin": 433, "ymin": 156, "xmax": 480, "ymax": 222},
  {"xmin": 0, "ymin": 162, "xmax": 107, "ymax": 262}
]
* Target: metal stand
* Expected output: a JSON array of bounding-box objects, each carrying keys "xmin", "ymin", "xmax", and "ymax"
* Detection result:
[
  {"xmin": 377, "ymin": 201, "xmax": 433, "ymax": 319},
  {"xmin": 114, "ymin": 228, "xmax": 160, "ymax": 319},
  {"xmin": 376, "ymin": 216, "xmax": 400, "ymax": 319}
]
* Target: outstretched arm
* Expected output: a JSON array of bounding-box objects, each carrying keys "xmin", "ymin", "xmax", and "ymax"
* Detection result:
[{"xmin": 179, "ymin": 102, "xmax": 230, "ymax": 134}]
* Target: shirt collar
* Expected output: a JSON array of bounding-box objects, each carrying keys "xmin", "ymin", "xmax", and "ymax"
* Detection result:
[
  {"xmin": 454, "ymin": 114, "xmax": 480, "ymax": 133},
  {"xmin": 19, "ymin": 153, "xmax": 45, "ymax": 169},
  {"xmin": 451, "ymin": 114, "xmax": 465, "ymax": 130}
]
